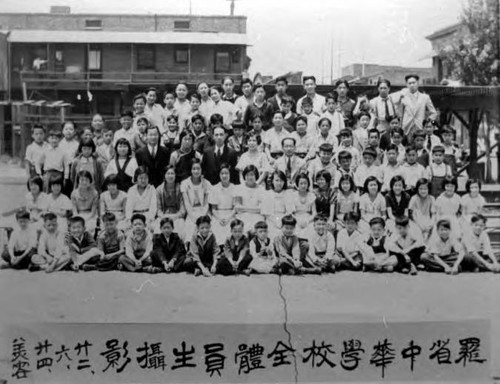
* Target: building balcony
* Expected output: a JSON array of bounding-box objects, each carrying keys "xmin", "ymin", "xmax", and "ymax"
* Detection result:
[{"xmin": 18, "ymin": 70, "xmax": 243, "ymax": 90}]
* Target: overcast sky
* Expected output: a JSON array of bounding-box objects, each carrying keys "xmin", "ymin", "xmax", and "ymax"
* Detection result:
[{"xmin": 0, "ymin": 0, "xmax": 463, "ymax": 81}]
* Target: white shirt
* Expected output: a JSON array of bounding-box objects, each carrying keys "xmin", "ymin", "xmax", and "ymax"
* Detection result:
[{"xmin": 148, "ymin": 145, "xmax": 158, "ymax": 158}]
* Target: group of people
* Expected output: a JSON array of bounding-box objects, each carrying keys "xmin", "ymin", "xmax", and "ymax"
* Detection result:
[{"xmin": 1, "ymin": 74, "xmax": 498, "ymax": 276}]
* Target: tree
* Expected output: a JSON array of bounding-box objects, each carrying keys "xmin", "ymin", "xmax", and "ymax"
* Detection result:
[{"xmin": 438, "ymin": 0, "xmax": 500, "ymax": 85}]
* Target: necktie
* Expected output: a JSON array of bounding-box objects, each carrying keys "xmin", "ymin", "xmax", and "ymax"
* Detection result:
[
  {"xmin": 286, "ymin": 156, "xmax": 292, "ymax": 180},
  {"xmin": 151, "ymin": 146, "xmax": 156, "ymax": 158},
  {"xmin": 384, "ymin": 98, "xmax": 391, "ymax": 121},
  {"xmin": 426, "ymin": 137, "xmax": 432, "ymax": 151}
]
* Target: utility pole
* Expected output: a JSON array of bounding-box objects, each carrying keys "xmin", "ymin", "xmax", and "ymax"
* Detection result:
[
  {"xmin": 227, "ymin": 0, "xmax": 237, "ymax": 16},
  {"xmin": 330, "ymin": 36, "xmax": 334, "ymax": 84}
]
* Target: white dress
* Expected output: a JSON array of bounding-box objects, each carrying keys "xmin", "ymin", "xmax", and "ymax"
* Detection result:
[{"xmin": 208, "ymin": 183, "xmax": 236, "ymax": 244}]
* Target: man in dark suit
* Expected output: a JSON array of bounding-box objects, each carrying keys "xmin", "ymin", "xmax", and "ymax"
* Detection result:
[
  {"xmin": 201, "ymin": 126, "xmax": 239, "ymax": 185},
  {"xmin": 135, "ymin": 126, "xmax": 171, "ymax": 187}
]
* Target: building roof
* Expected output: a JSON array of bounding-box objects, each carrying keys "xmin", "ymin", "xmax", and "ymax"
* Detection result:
[
  {"xmin": 425, "ymin": 22, "xmax": 463, "ymax": 41},
  {"xmin": 0, "ymin": 12, "xmax": 247, "ymax": 19},
  {"xmin": 3, "ymin": 29, "xmax": 248, "ymax": 45}
]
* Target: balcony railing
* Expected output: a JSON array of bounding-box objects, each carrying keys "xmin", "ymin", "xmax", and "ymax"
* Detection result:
[{"xmin": 19, "ymin": 70, "xmax": 243, "ymax": 86}]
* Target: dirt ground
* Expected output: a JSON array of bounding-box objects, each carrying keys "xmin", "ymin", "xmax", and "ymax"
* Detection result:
[{"xmin": 0, "ymin": 164, "xmax": 499, "ymax": 383}]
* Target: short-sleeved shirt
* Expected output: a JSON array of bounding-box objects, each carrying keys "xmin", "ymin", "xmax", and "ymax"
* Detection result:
[
  {"xmin": 461, "ymin": 194, "xmax": 485, "ymax": 216},
  {"xmin": 354, "ymin": 164, "xmax": 382, "ymax": 188},
  {"xmin": 290, "ymin": 132, "xmax": 315, "ymax": 155},
  {"xmin": 101, "ymin": 191, "xmax": 127, "ymax": 221},
  {"xmin": 38, "ymin": 229, "xmax": 66, "ymax": 256},
  {"xmin": 263, "ymin": 128, "xmax": 291, "ymax": 154},
  {"xmin": 336, "ymin": 229, "xmax": 362, "ymax": 254},
  {"xmin": 291, "ymin": 191, "xmax": 316, "ymax": 215},
  {"xmin": 463, "ymin": 230, "xmax": 493, "ymax": 255},
  {"xmin": 435, "ymin": 193, "xmax": 461, "ymax": 216},
  {"xmin": 113, "ymin": 128, "xmax": 137, "ymax": 147},
  {"xmin": 236, "ymin": 151, "xmax": 271, "ymax": 174},
  {"xmin": 402, "ymin": 163, "xmax": 426, "ymax": 189},
  {"xmin": 359, "ymin": 193, "xmax": 386, "ymax": 220},
  {"xmin": 97, "ymin": 229, "xmax": 126, "ymax": 255},
  {"xmin": 427, "ymin": 234, "xmax": 462, "ymax": 256},
  {"xmin": 385, "ymin": 192, "xmax": 411, "ymax": 217},
  {"xmin": 381, "ymin": 163, "xmax": 404, "ymax": 192},
  {"xmin": 46, "ymin": 193, "xmax": 72, "ymax": 217},
  {"xmin": 9, "ymin": 227, "xmax": 37, "ymax": 252},
  {"xmin": 337, "ymin": 191, "xmax": 359, "ymax": 216},
  {"xmin": 25, "ymin": 192, "xmax": 49, "ymax": 222},
  {"xmin": 25, "ymin": 142, "xmax": 50, "ymax": 166},
  {"xmin": 59, "ymin": 139, "xmax": 79, "ymax": 161},
  {"xmin": 235, "ymin": 185, "xmax": 266, "ymax": 212},
  {"xmin": 208, "ymin": 183, "xmax": 236, "ymax": 210},
  {"xmin": 297, "ymin": 93, "xmax": 326, "ymax": 115},
  {"xmin": 409, "ymin": 195, "xmax": 435, "ymax": 218}
]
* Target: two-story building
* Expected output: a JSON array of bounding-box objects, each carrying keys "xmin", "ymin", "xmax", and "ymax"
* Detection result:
[
  {"xmin": 0, "ymin": 6, "xmax": 249, "ymax": 115},
  {"xmin": 425, "ymin": 23, "xmax": 464, "ymax": 84}
]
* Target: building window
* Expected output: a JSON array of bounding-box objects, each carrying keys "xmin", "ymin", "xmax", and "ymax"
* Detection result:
[
  {"xmin": 215, "ymin": 51, "xmax": 230, "ymax": 73},
  {"xmin": 85, "ymin": 19, "xmax": 102, "ymax": 29},
  {"xmin": 137, "ymin": 46, "xmax": 155, "ymax": 70},
  {"xmin": 88, "ymin": 48, "xmax": 101, "ymax": 71},
  {"xmin": 174, "ymin": 20, "xmax": 190, "ymax": 30},
  {"xmin": 175, "ymin": 47, "xmax": 189, "ymax": 64}
]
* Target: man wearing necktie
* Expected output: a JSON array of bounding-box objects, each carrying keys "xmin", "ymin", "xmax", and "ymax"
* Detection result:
[
  {"xmin": 201, "ymin": 127, "xmax": 239, "ymax": 185},
  {"xmin": 392, "ymin": 74, "xmax": 437, "ymax": 141},
  {"xmin": 369, "ymin": 79, "xmax": 398, "ymax": 134},
  {"xmin": 135, "ymin": 126, "xmax": 172, "ymax": 187},
  {"xmin": 274, "ymin": 137, "xmax": 306, "ymax": 187}
]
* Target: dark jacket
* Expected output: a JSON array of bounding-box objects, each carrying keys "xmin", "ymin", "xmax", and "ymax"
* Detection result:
[
  {"xmin": 201, "ymin": 145, "xmax": 239, "ymax": 185},
  {"xmin": 135, "ymin": 146, "xmax": 172, "ymax": 188},
  {"xmin": 152, "ymin": 232, "xmax": 186, "ymax": 263}
]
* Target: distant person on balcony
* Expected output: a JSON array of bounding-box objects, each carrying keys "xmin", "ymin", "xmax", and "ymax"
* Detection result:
[
  {"xmin": 392, "ymin": 74, "xmax": 437, "ymax": 141},
  {"xmin": 234, "ymin": 78, "xmax": 254, "ymax": 120},
  {"xmin": 132, "ymin": 94, "xmax": 147, "ymax": 133},
  {"xmin": 368, "ymin": 79, "xmax": 398, "ymax": 134},
  {"xmin": 145, "ymin": 88, "xmax": 166, "ymax": 133},
  {"xmin": 32, "ymin": 56, "xmax": 48, "ymax": 71},
  {"xmin": 208, "ymin": 86, "xmax": 237, "ymax": 129},
  {"xmin": 162, "ymin": 90, "xmax": 178, "ymax": 123},
  {"xmin": 54, "ymin": 51, "xmax": 65, "ymax": 73},
  {"xmin": 174, "ymin": 82, "xmax": 191, "ymax": 129},
  {"xmin": 297, "ymin": 76, "xmax": 325, "ymax": 115},
  {"xmin": 197, "ymin": 82, "xmax": 214, "ymax": 118},
  {"xmin": 113, "ymin": 110, "xmax": 135, "ymax": 149},
  {"xmin": 243, "ymin": 84, "xmax": 274, "ymax": 131},
  {"xmin": 222, "ymin": 76, "xmax": 238, "ymax": 104},
  {"xmin": 335, "ymin": 80, "xmax": 356, "ymax": 128},
  {"xmin": 268, "ymin": 76, "xmax": 296, "ymax": 114}
]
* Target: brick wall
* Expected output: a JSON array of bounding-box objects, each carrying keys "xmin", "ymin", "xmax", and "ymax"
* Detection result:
[{"xmin": 0, "ymin": 13, "xmax": 246, "ymax": 34}]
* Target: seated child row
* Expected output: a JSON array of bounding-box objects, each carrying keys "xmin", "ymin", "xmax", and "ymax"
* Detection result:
[{"xmin": 2, "ymin": 208, "xmax": 498, "ymax": 275}]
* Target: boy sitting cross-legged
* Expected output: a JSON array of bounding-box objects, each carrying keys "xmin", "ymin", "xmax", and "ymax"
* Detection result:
[
  {"xmin": 31, "ymin": 212, "xmax": 71, "ymax": 272},
  {"xmin": 151, "ymin": 217, "xmax": 187, "ymax": 273}
]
